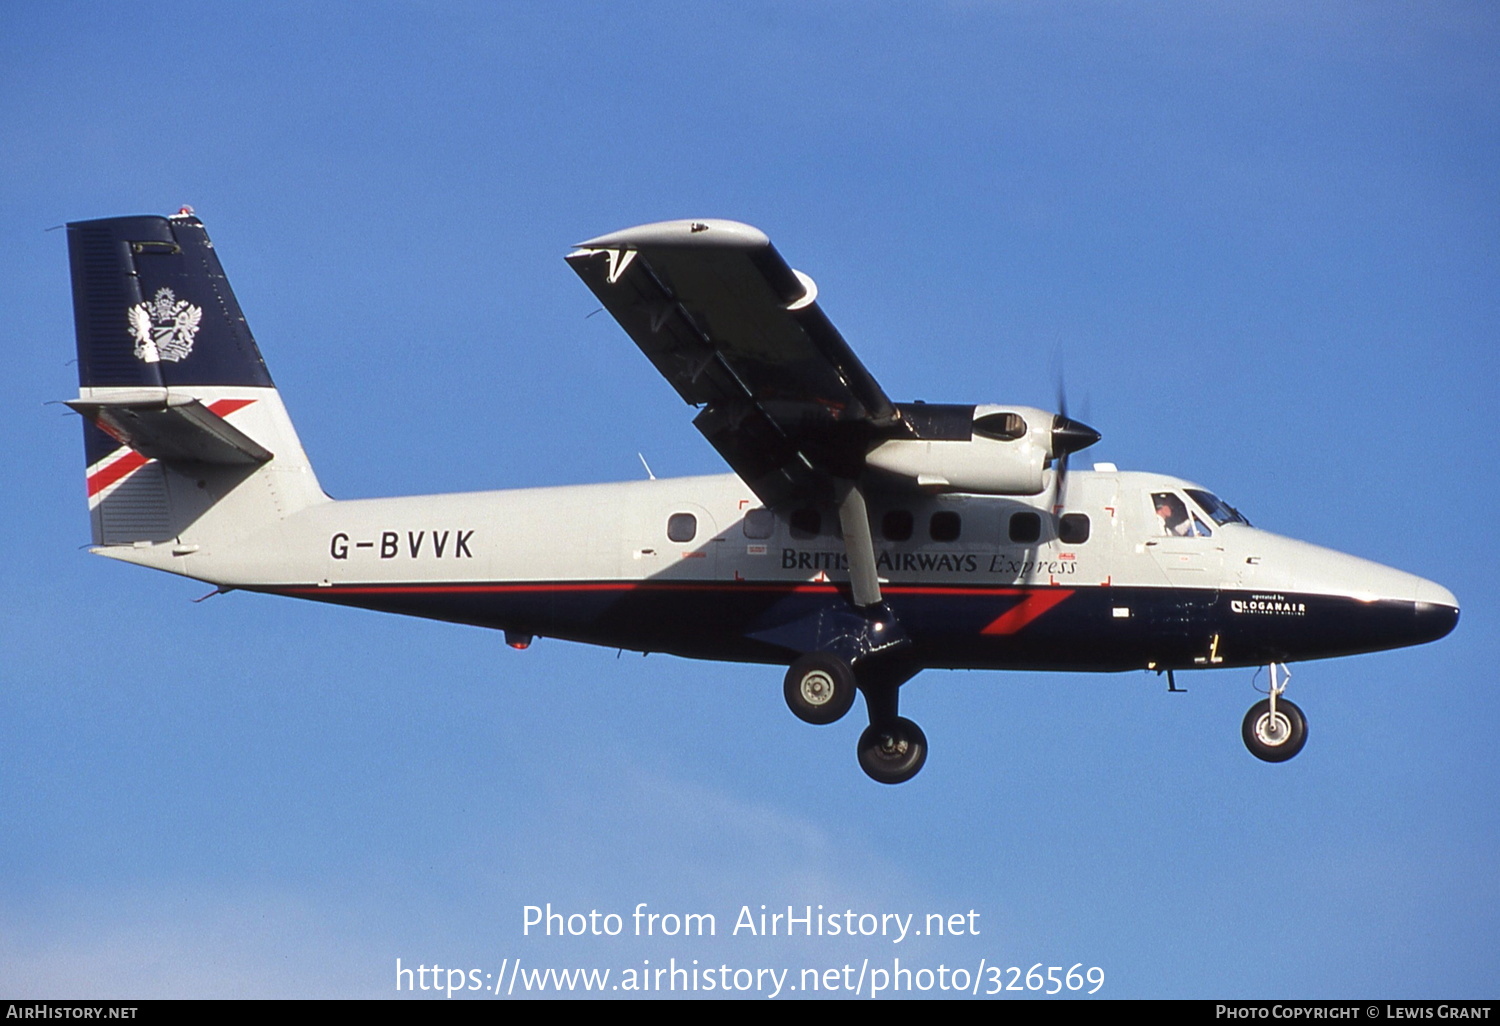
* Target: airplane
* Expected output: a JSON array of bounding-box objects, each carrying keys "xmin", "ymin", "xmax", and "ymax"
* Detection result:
[{"xmin": 61, "ymin": 210, "xmax": 1459, "ymax": 783}]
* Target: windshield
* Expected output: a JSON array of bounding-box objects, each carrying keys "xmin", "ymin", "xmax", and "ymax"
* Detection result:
[{"xmin": 1186, "ymin": 488, "xmax": 1251, "ymax": 527}]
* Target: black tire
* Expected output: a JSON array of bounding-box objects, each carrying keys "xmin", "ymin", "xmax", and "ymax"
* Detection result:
[
  {"xmin": 857, "ymin": 717, "xmax": 928, "ymax": 784},
  {"xmin": 783, "ymin": 652, "xmax": 858, "ymax": 725},
  {"xmin": 1242, "ymin": 697, "xmax": 1308, "ymax": 763}
]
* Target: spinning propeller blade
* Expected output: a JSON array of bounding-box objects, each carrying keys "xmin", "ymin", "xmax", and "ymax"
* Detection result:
[{"xmin": 1049, "ymin": 376, "xmax": 1099, "ymax": 512}]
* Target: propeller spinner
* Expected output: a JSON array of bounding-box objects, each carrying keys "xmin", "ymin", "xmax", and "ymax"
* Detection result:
[
  {"xmin": 1049, "ymin": 409, "xmax": 1100, "ymax": 512},
  {"xmin": 1051, "ymin": 414, "xmax": 1101, "ymax": 459}
]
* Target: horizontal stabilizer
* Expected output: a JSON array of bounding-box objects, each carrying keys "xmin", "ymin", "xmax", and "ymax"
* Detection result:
[{"xmin": 66, "ymin": 391, "xmax": 273, "ymax": 466}]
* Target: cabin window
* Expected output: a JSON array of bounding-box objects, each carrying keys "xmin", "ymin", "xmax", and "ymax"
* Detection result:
[
  {"xmin": 666, "ymin": 512, "xmax": 697, "ymax": 543},
  {"xmin": 789, "ymin": 507, "xmax": 822, "ymax": 540},
  {"xmin": 881, "ymin": 509, "xmax": 914, "ymax": 542},
  {"xmin": 1009, "ymin": 511, "xmax": 1042, "ymax": 544},
  {"xmin": 742, "ymin": 507, "xmax": 774, "ymax": 539},
  {"xmin": 1058, "ymin": 513, "xmax": 1090, "ymax": 544},
  {"xmin": 929, "ymin": 510, "xmax": 962, "ymax": 542}
]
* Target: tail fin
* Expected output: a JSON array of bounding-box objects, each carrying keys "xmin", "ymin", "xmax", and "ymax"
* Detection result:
[{"xmin": 65, "ymin": 211, "xmax": 325, "ymax": 558}]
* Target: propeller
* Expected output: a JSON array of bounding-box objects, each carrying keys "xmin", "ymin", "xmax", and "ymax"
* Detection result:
[{"xmin": 1049, "ymin": 375, "xmax": 1100, "ymax": 513}]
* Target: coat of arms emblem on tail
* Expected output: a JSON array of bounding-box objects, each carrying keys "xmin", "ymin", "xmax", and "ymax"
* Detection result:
[{"xmin": 127, "ymin": 287, "xmax": 203, "ymax": 363}]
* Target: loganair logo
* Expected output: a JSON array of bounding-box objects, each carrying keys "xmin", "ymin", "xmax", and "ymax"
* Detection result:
[
  {"xmin": 1231, "ymin": 594, "xmax": 1307, "ymax": 616},
  {"xmin": 128, "ymin": 287, "xmax": 203, "ymax": 363}
]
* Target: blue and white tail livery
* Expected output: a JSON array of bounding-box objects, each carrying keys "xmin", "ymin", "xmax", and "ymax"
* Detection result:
[{"xmin": 67, "ymin": 212, "xmax": 323, "ymax": 553}]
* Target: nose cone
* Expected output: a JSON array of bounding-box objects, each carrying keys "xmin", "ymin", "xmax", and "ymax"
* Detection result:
[
  {"xmin": 1413, "ymin": 579, "xmax": 1460, "ymax": 644},
  {"xmin": 1051, "ymin": 414, "xmax": 1101, "ymax": 457},
  {"xmin": 1234, "ymin": 531, "xmax": 1459, "ymax": 658}
]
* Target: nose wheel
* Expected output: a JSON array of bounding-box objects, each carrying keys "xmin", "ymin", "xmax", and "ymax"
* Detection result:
[{"xmin": 1242, "ymin": 663, "xmax": 1307, "ymax": 762}]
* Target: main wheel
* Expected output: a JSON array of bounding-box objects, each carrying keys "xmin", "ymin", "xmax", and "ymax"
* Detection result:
[
  {"xmin": 1242, "ymin": 697, "xmax": 1308, "ymax": 762},
  {"xmin": 783, "ymin": 652, "xmax": 857, "ymax": 725},
  {"xmin": 857, "ymin": 717, "xmax": 928, "ymax": 784}
]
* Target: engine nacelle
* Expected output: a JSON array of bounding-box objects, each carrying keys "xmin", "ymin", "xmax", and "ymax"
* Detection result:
[{"xmin": 865, "ymin": 403, "xmax": 1098, "ymax": 496}]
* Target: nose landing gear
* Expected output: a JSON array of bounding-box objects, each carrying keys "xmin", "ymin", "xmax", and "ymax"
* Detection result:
[{"xmin": 1242, "ymin": 662, "xmax": 1307, "ymax": 762}]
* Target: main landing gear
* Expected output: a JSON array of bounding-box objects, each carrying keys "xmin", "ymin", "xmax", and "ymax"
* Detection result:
[
  {"xmin": 783, "ymin": 651, "xmax": 925, "ymax": 784},
  {"xmin": 857, "ymin": 717, "xmax": 927, "ymax": 785},
  {"xmin": 779, "ymin": 481, "xmax": 928, "ymax": 782},
  {"xmin": 1242, "ymin": 662, "xmax": 1307, "ymax": 763},
  {"xmin": 783, "ymin": 652, "xmax": 859, "ymax": 726}
]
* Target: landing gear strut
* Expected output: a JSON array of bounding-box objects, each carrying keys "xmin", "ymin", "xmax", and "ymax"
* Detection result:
[
  {"xmin": 778, "ymin": 481, "xmax": 928, "ymax": 782},
  {"xmin": 1242, "ymin": 662, "xmax": 1307, "ymax": 763},
  {"xmin": 854, "ymin": 659, "xmax": 926, "ymax": 785}
]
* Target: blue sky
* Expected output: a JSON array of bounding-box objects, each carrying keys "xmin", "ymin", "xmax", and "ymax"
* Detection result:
[{"xmin": 2, "ymin": 1, "xmax": 1496, "ymax": 999}]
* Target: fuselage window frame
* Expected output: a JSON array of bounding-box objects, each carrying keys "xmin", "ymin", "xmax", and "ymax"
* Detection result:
[
  {"xmin": 742, "ymin": 507, "xmax": 775, "ymax": 539},
  {"xmin": 1009, "ymin": 510, "xmax": 1042, "ymax": 544},
  {"xmin": 789, "ymin": 507, "xmax": 822, "ymax": 540},
  {"xmin": 929, "ymin": 510, "xmax": 962, "ymax": 543},
  {"xmin": 1057, "ymin": 512, "xmax": 1090, "ymax": 545},
  {"xmin": 881, "ymin": 509, "xmax": 914, "ymax": 542},
  {"xmin": 667, "ymin": 512, "xmax": 698, "ymax": 543}
]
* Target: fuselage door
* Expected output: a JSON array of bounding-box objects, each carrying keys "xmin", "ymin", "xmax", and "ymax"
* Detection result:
[
  {"xmin": 1055, "ymin": 473, "xmax": 1119, "ymax": 585},
  {"xmin": 1145, "ymin": 490, "xmax": 1224, "ymax": 584},
  {"xmin": 629, "ymin": 500, "xmax": 720, "ymax": 581}
]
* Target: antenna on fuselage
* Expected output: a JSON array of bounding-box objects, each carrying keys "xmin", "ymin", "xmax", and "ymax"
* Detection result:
[{"xmin": 637, "ymin": 452, "xmax": 656, "ymax": 480}]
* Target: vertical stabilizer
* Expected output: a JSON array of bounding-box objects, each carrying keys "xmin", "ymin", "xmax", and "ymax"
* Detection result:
[{"xmin": 66, "ymin": 212, "xmax": 325, "ymax": 560}]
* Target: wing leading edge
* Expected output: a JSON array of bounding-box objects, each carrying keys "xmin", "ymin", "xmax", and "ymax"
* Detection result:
[{"xmin": 567, "ymin": 219, "xmax": 906, "ymax": 508}]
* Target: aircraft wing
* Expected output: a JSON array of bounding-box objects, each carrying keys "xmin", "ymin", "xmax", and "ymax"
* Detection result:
[{"xmin": 567, "ymin": 219, "xmax": 905, "ymax": 507}]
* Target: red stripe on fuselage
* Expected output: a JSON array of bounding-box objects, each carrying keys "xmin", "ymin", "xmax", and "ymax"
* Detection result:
[
  {"xmin": 980, "ymin": 588, "xmax": 1075, "ymax": 634},
  {"xmin": 271, "ymin": 579, "xmax": 1077, "ymax": 607}
]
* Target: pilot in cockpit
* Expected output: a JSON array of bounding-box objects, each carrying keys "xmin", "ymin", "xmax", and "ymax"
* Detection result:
[{"xmin": 1153, "ymin": 492, "xmax": 1209, "ymax": 537}]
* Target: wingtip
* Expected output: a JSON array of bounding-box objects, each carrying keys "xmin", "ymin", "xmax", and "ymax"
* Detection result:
[{"xmin": 575, "ymin": 218, "xmax": 770, "ymax": 250}]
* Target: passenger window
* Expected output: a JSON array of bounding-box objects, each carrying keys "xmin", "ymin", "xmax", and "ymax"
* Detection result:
[
  {"xmin": 1058, "ymin": 513, "xmax": 1090, "ymax": 544},
  {"xmin": 881, "ymin": 509, "xmax": 914, "ymax": 542},
  {"xmin": 929, "ymin": 510, "xmax": 962, "ymax": 542},
  {"xmin": 1009, "ymin": 511, "xmax": 1042, "ymax": 544},
  {"xmin": 667, "ymin": 512, "xmax": 697, "ymax": 543},
  {"xmin": 742, "ymin": 508, "xmax": 774, "ymax": 539},
  {"xmin": 789, "ymin": 508, "xmax": 821, "ymax": 540}
]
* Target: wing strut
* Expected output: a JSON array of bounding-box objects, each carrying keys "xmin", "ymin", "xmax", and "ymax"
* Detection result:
[
  {"xmin": 835, "ymin": 480, "xmax": 883, "ymax": 609},
  {"xmin": 833, "ymin": 479, "xmax": 910, "ymax": 665}
]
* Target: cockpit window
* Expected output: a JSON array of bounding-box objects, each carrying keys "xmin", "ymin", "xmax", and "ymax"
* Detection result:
[
  {"xmin": 1152, "ymin": 492, "xmax": 1212, "ymax": 537},
  {"xmin": 1185, "ymin": 489, "xmax": 1251, "ymax": 527}
]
